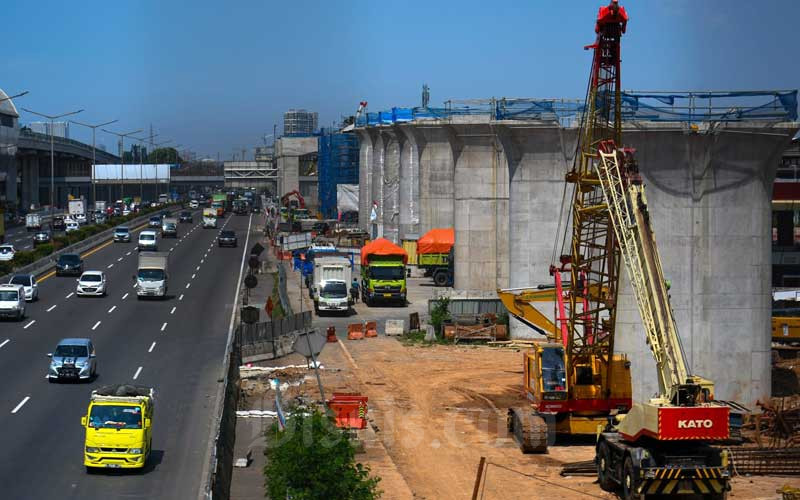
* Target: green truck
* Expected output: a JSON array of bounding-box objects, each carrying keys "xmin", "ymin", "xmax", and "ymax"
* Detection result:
[{"xmin": 360, "ymin": 238, "xmax": 408, "ymax": 306}]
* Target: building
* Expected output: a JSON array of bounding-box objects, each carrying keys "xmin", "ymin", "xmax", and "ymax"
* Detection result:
[
  {"xmin": 0, "ymin": 88, "xmax": 21, "ymax": 204},
  {"xmin": 283, "ymin": 109, "xmax": 318, "ymax": 136},
  {"xmin": 29, "ymin": 121, "xmax": 69, "ymax": 139}
]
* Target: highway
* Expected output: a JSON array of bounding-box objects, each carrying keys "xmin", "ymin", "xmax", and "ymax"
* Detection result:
[
  {"xmin": 4, "ymin": 223, "xmax": 37, "ymax": 250},
  {"xmin": 0, "ymin": 209, "xmax": 254, "ymax": 499}
]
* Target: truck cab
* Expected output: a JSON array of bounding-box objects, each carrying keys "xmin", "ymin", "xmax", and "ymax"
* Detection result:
[
  {"xmin": 202, "ymin": 209, "xmax": 217, "ymax": 228},
  {"xmin": 135, "ymin": 252, "xmax": 169, "ymax": 298},
  {"xmin": 361, "ymin": 257, "xmax": 406, "ymax": 306},
  {"xmin": 311, "ymin": 255, "xmax": 353, "ymax": 315},
  {"xmin": 81, "ymin": 385, "xmax": 153, "ymax": 471}
]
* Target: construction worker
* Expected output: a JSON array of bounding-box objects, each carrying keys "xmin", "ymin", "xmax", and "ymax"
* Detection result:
[{"xmin": 351, "ymin": 278, "xmax": 360, "ymax": 303}]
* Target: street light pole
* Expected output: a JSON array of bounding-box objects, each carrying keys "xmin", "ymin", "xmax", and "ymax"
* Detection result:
[
  {"xmin": 22, "ymin": 107, "xmax": 84, "ymax": 215},
  {"xmin": 133, "ymin": 133, "xmax": 159, "ymax": 202},
  {"xmin": 150, "ymin": 139, "xmax": 172, "ymax": 201},
  {"xmin": 70, "ymin": 119, "xmax": 118, "ymax": 208},
  {"xmin": 102, "ymin": 128, "xmax": 142, "ymax": 205}
]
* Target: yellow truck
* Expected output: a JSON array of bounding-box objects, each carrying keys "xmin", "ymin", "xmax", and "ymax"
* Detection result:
[{"xmin": 81, "ymin": 385, "xmax": 154, "ymax": 472}]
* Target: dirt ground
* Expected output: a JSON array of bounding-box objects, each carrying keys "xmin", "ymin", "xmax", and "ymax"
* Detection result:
[{"xmin": 242, "ymin": 336, "xmax": 800, "ymax": 499}]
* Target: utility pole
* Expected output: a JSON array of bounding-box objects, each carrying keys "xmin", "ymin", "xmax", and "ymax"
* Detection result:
[
  {"xmin": 70, "ymin": 118, "xmax": 118, "ymax": 207},
  {"xmin": 22, "ymin": 107, "xmax": 84, "ymax": 214},
  {"xmin": 102, "ymin": 128, "xmax": 142, "ymax": 204}
]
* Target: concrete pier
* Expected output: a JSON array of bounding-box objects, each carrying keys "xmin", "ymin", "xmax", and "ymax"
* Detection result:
[{"xmin": 356, "ymin": 115, "xmax": 797, "ymax": 405}]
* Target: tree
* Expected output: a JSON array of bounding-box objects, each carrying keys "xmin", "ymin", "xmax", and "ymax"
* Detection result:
[
  {"xmin": 264, "ymin": 410, "xmax": 381, "ymax": 500},
  {"xmin": 147, "ymin": 147, "xmax": 182, "ymax": 164}
]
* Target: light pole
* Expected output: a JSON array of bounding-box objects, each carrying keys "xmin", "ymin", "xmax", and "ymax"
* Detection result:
[
  {"xmin": 133, "ymin": 133, "xmax": 159, "ymax": 201},
  {"xmin": 21, "ymin": 107, "xmax": 84, "ymax": 214},
  {"xmin": 151, "ymin": 139, "xmax": 172, "ymax": 200},
  {"xmin": 102, "ymin": 128, "xmax": 142, "ymax": 203},
  {"xmin": 0, "ymin": 91, "xmax": 29, "ymax": 103},
  {"xmin": 70, "ymin": 119, "xmax": 118, "ymax": 207}
]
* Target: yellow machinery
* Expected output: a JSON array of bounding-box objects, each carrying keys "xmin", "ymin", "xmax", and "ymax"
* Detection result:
[{"xmin": 772, "ymin": 316, "xmax": 800, "ymax": 343}]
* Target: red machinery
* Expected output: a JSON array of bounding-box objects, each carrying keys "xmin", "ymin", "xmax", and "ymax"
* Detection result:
[{"xmin": 280, "ymin": 190, "xmax": 305, "ymax": 209}]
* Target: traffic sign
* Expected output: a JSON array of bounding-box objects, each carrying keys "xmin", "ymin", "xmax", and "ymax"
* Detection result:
[
  {"xmin": 244, "ymin": 275, "xmax": 257, "ymax": 289},
  {"xmin": 293, "ymin": 329, "xmax": 326, "ymax": 359}
]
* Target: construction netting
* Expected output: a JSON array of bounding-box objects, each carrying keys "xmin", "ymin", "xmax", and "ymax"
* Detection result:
[{"xmin": 418, "ymin": 228, "xmax": 455, "ymax": 254}]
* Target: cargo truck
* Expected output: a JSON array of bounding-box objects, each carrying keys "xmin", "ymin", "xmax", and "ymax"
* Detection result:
[
  {"xmin": 311, "ymin": 255, "xmax": 353, "ymax": 315},
  {"xmin": 160, "ymin": 217, "xmax": 178, "ymax": 238},
  {"xmin": 211, "ymin": 193, "xmax": 227, "ymax": 216},
  {"xmin": 360, "ymin": 238, "xmax": 408, "ymax": 306},
  {"xmin": 82, "ymin": 384, "xmax": 153, "ymax": 471},
  {"xmin": 135, "ymin": 252, "xmax": 169, "ymax": 299},
  {"xmin": 202, "ymin": 208, "xmax": 217, "ymax": 228},
  {"xmin": 68, "ymin": 199, "xmax": 87, "ymax": 219},
  {"xmin": 416, "ymin": 228, "xmax": 454, "ymax": 287},
  {"xmin": 25, "ymin": 213, "xmax": 42, "ymax": 232}
]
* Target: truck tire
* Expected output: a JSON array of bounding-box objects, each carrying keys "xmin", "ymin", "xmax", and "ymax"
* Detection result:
[
  {"xmin": 596, "ymin": 441, "xmax": 616, "ymax": 491},
  {"xmin": 622, "ymin": 456, "xmax": 641, "ymax": 500},
  {"xmin": 434, "ymin": 271, "xmax": 448, "ymax": 287}
]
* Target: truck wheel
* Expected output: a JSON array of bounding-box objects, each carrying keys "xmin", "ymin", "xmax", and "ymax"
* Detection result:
[
  {"xmin": 434, "ymin": 271, "xmax": 448, "ymax": 287},
  {"xmin": 596, "ymin": 441, "xmax": 615, "ymax": 491},
  {"xmin": 622, "ymin": 456, "xmax": 641, "ymax": 500}
]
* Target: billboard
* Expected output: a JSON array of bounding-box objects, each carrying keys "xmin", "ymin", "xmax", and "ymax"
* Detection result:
[{"xmin": 92, "ymin": 164, "xmax": 173, "ymax": 184}]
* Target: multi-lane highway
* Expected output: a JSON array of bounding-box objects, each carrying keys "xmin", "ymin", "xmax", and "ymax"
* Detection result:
[
  {"xmin": 0, "ymin": 209, "xmax": 255, "ymax": 499},
  {"xmin": 4, "ymin": 223, "xmax": 38, "ymax": 250}
]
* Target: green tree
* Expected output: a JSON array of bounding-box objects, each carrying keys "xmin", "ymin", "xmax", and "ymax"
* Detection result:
[
  {"xmin": 264, "ymin": 410, "xmax": 381, "ymax": 500},
  {"xmin": 429, "ymin": 296, "xmax": 451, "ymax": 337},
  {"xmin": 147, "ymin": 147, "xmax": 182, "ymax": 164}
]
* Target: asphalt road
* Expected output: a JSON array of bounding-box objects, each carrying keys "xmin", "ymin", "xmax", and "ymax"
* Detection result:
[{"xmin": 0, "ymin": 210, "xmax": 254, "ymax": 499}]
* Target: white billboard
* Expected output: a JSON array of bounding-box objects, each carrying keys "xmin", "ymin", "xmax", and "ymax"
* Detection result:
[{"xmin": 92, "ymin": 164, "xmax": 173, "ymax": 184}]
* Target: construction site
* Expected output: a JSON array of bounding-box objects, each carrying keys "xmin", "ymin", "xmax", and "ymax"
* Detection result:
[{"xmin": 225, "ymin": 2, "xmax": 800, "ymax": 500}]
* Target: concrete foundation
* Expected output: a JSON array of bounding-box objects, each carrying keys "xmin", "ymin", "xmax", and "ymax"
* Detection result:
[
  {"xmin": 275, "ymin": 136, "xmax": 317, "ymax": 202},
  {"xmin": 356, "ymin": 115, "xmax": 797, "ymax": 405}
]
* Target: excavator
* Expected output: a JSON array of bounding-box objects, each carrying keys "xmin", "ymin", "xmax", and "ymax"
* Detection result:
[{"xmin": 502, "ymin": 0, "xmax": 633, "ymax": 453}]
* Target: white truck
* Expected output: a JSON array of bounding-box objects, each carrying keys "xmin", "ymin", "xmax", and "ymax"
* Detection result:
[
  {"xmin": 311, "ymin": 255, "xmax": 353, "ymax": 315},
  {"xmin": 135, "ymin": 252, "xmax": 169, "ymax": 299},
  {"xmin": 202, "ymin": 208, "xmax": 217, "ymax": 229},
  {"xmin": 68, "ymin": 199, "xmax": 87, "ymax": 218},
  {"xmin": 94, "ymin": 201, "xmax": 106, "ymax": 214},
  {"xmin": 25, "ymin": 213, "xmax": 42, "ymax": 232}
]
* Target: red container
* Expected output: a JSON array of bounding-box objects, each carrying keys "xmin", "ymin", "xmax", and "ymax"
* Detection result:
[{"xmin": 328, "ymin": 393, "xmax": 369, "ymax": 429}]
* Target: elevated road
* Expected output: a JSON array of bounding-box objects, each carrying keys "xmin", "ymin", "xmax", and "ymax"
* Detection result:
[{"xmin": 0, "ymin": 209, "xmax": 256, "ymax": 499}]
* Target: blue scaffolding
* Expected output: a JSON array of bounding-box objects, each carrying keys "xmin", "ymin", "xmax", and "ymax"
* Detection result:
[{"xmin": 318, "ymin": 132, "xmax": 359, "ymax": 219}]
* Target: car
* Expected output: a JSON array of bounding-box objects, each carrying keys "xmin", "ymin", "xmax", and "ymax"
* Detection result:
[
  {"xmin": 47, "ymin": 338, "xmax": 96, "ymax": 382},
  {"xmin": 179, "ymin": 211, "xmax": 193, "ymax": 223},
  {"xmin": 218, "ymin": 230, "xmax": 238, "ymax": 248},
  {"xmin": 189, "ymin": 200, "xmax": 199, "ymax": 209},
  {"xmin": 76, "ymin": 271, "xmax": 107, "ymax": 297},
  {"xmin": 122, "ymin": 208, "xmax": 131, "ymax": 216},
  {"xmin": 56, "ymin": 253, "xmax": 84, "ymax": 276},
  {"xmin": 94, "ymin": 212, "xmax": 107, "ymax": 224},
  {"xmin": 150, "ymin": 201, "xmax": 158, "ymax": 208},
  {"xmin": 32, "ymin": 230, "xmax": 51, "ymax": 247},
  {"xmin": 8, "ymin": 274, "xmax": 38, "ymax": 301},
  {"xmin": 0, "ymin": 245, "xmax": 16, "ymax": 262},
  {"xmin": 113, "ymin": 226, "xmax": 131, "ymax": 242},
  {"xmin": 65, "ymin": 221, "xmax": 80, "ymax": 233},
  {"xmin": 74, "ymin": 213, "xmax": 87, "ymax": 225},
  {"xmin": 0, "ymin": 284, "xmax": 25, "ymax": 320},
  {"xmin": 138, "ymin": 230, "xmax": 158, "ymax": 251},
  {"xmin": 148, "ymin": 216, "xmax": 162, "ymax": 228},
  {"xmin": 52, "ymin": 216, "xmax": 66, "ymax": 231}
]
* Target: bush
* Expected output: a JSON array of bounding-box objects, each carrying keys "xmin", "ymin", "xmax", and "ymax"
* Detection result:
[
  {"xmin": 264, "ymin": 410, "xmax": 380, "ymax": 500},
  {"xmin": 0, "ymin": 262, "xmax": 11, "ymax": 276},
  {"xmin": 53, "ymin": 236, "xmax": 69, "ymax": 250},
  {"xmin": 429, "ymin": 296, "xmax": 451, "ymax": 337},
  {"xmin": 12, "ymin": 250, "xmax": 37, "ymax": 267},
  {"xmin": 33, "ymin": 243, "xmax": 54, "ymax": 259}
]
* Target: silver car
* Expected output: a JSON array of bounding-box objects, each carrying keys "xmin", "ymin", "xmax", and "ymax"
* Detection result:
[
  {"xmin": 47, "ymin": 338, "xmax": 97, "ymax": 382},
  {"xmin": 8, "ymin": 274, "xmax": 38, "ymax": 301},
  {"xmin": 76, "ymin": 271, "xmax": 107, "ymax": 297}
]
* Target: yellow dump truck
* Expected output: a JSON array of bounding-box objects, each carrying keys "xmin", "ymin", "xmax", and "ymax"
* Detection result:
[{"xmin": 81, "ymin": 385, "xmax": 154, "ymax": 471}]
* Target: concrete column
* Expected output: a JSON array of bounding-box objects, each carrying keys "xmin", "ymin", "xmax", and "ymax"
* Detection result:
[
  {"xmin": 613, "ymin": 123, "xmax": 797, "ymax": 405},
  {"xmin": 452, "ymin": 123, "xmax": 509, "ymax": 291},
  {"xmin": 356, "ymin": 130, "xmax": 374, "ymax": 231},
  {"xmin": 417, "ymin": 126, "xmax": 455, "ymax": 233},
  {"xmin": 399, "ymin": 126, "xmax": 423, "ymax": 240},
  {"xmin": 382, "ymin": 130, "xmax": 401, "ymax": 243},
  {"xmin": 371, "ymin": 131, "xmax": 385, "ymax": 239}
]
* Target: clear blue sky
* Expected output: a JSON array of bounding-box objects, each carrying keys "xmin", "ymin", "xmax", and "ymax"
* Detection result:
[{"xmin": 4, "ymin": 0, "xmax": 798, "ymax": 159}]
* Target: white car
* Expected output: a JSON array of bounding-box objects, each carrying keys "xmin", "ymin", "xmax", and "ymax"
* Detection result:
[
  {"xmin": 76, "ymin": 271, "xmax": 107, "ymax": 297},
  {"xmin": 65, "ymin": 221, "xmax": 80, "ymax": 233},
  {"xmin": 189, "ymin": 200, "xmax": 199, "ymax": 209},
  {"xmin": 74, "ymin": 213, "xmax": 87, "ymax": 225},
  {"xmin": 138, "ymin": 230, "xmax": 158, "ymax": 251},
  {"xmin": 0, "ymin": 245, "xmax": 15, "ymax": 262},
  {"xmin": 122, "ymin": 208, "xmax": 131, "ymax": 216},
  {"xmin": 0, "ymin": 284, "xmax": 25, "ymax": 320},
  {"xmin": 8, "ymin": 274, "xmax": 38, "ymax": 301}
]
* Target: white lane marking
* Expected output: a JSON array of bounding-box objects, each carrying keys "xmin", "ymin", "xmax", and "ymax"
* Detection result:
[
  {"xmin": 200, "ymin": 259, "xmax": 204, "ymax": 264},
  {"xmin": 134, "ymin": 246, "xmax": 138, "ymax": 250},
  {"xmin": 11, "ymin": 396, "xmax": 30, "ymax": 414},
  {"xmin": 122, "ymin": 293, "xmax": 129, "ymax": 300},
  {"xmin": 196, "ymin": 265, "xmax": 200, "ymax": 271},
  {"xmin": 108, "ymin": 306, "xmax": 116, "ymax": 313},
  {"xmin": 132, "ymin": 283, "xmax": 137, "ymax": 289},
  {"xmin": 191, "ymin": 273, "xmax": 196, "ymax": 279},
  {"xmin": 170, "ymin": 306, "xmax": 176, "ymax": 315},
  {"xmin": 0, "ymin": 339, "xmax": 9, "ymax": 349},
  {"xmin": 148, "ymin": 341, "xmax": 156, "ymax": 353},
  {"xmin": 160, "ymin": 322, "xmax": 167, "ymax": 331},
  {"xmin": 126, "ymin": 251, "xmax": 132, "ymax": 256},
  {"xmin": 170, "ymin": 247, "xmax": 174, "ymax": 252},
  {"xmin": 117, "ymin": 257, "xmax": 123, "ymax": 262},
  {"xmin": 179, "ymin": 294, "xmax": 184, "ymax": 301},
  {"xmin": 185, "ymin": 283, "xmax": 191, "ymax": 289},
  {"xmin": 46, "ymin": 304, "xmax": 57, "ymax": 312},
  {"xmin": 132, "ymin": 366, "xmax": 142, "ymax": 380},
  {"xmin": 23, "ymin": 320, "xmax": 35, "ymax": 329},
  {"xmin": 204, "ymin": 253, "xmax": 207, "ymax": 258},
  {"xmin": 66, "ymin": 292, "xmax": 74, "ymax": 299},
  {"xmin": 91, "ymin": 321, "xmax": 101, "ymax": 330},
  {"xmin": 107, "ymin": 264, "xmax": 114, "ymax": 269}
]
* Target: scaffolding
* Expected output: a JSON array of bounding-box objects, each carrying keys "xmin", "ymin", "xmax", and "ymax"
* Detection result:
[{"xmin": 318, "ymin": 132, "xmax": 359, "ymax": 219}]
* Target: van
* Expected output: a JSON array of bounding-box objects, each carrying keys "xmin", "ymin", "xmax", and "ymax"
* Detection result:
[
  {"xmin": 0, "ymin": 284, "xmax": 26, "ymax": 320},
  {"xmin": 138, "ymin": 230, "xmax": 158, "ymax": 252}
]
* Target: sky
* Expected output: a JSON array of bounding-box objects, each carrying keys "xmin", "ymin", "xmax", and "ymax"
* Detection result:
[{"xmin": 4, "ymin": 0, "xmax": 799, "ymax": 159}]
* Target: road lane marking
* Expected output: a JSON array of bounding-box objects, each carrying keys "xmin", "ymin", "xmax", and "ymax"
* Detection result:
[
  {"xmin": 108, "ymin": 306, "xmax": 116, "ymax": 313},
  {"xmin": 11, "ymin": 397, "xmax": 30, "ymax": 414},
  {"xmin": 132, "ymin": 366, "xmax": 142, "ymax": 380},
  {"xmin": 170, "ymin": 307, "xmax": 176, "ymax": 314},
  {"xmin": 148, "ymin": 342, "xmax": 156, "ymax": 353},
  {"xmin": 0, "ymin": 339, "xmax": 9, "ymax": 349},
  {"xmin": 107, "ymin": 264, "xmax": 114, "ymax": 269},
  {"xmin": 134, "ymin": 246, "xmax": 138, "ymax": 250},
  {"xmin": 161, "ymin": 322, "xmax": 167, "ymax": 331},
  {"xmin": 191, "ymin": 273, "xmax": 196, "ymax": 279},
  {"xmin": 23, "ymin": 320, "xmax": 35, "ymax": 329},
  {"xmin": 122, "ymin": 293, "xmax": 129, "ymax": 300},
  {"xmin": 92, "ymin": 321, "xmax": 101, "ymax": 330},
  {"xmin": 66, "ymin": 292, "xmax": 74, "ymax": 299},
  {"xmin": 117, "ymin": 257, "xmax": 123, "ymax": 262},
  {"xmin": 46, "ymin": 305, "xmax": 57, "ymax": 312},
  {"xmin": 201, "ymin": 259, "xmax": 204, "ymax": 264},
  {"xmin": 185, "ymin": 283, "xmax": 191, "ymax": 289},
  {"xmin": 179, "ymin": 294, "xmax": 184, "ymax": 301},
  {"xmin": 196, "ymin": 265, "xmax": 200, "ymax": 271},
  {"xmin": 132, "ymin": 283, "xmax": 137, "ymax": 288},
  {"xmin": 126, "ymin": 251, "xmax": 132, "ymax": 256}
]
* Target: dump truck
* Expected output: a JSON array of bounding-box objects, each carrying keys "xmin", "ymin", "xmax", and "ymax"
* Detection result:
[
  {"xmin": 135, "ymin": 252, "xmax": 169, "ymax": 299},
  {"xmin": 360, "ymin": 238, "xmax": 407, "ymax": 306},
  {"xmin": 311, "ymin": 255, "xmax": 353, "ymax": 315},
  {"xmin": 417, "ymin": 228, "xmax": 454, "ymax": 287},
  {"xmin": 81, "ymin": 384, "xmax": 154, "ymax": 471}
]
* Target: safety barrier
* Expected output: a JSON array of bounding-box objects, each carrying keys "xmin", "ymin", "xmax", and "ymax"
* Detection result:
[{"xmin": 238, "ymin": 312, "xmax": 312, "ymax": 359}]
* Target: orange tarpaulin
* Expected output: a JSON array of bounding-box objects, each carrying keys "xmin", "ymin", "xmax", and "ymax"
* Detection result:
[
  {"xmin": 417, "ymin": 228, "xmax": 454, "ymax": 254},
  {"xmin": 360, "ymin": 238, "xmax": 408, "ymax": 266}
]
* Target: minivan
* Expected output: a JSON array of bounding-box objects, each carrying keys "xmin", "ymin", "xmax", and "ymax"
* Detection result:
[{"xmin": 138, "ymin": 230, "xmax": 158, "ymax": 251}]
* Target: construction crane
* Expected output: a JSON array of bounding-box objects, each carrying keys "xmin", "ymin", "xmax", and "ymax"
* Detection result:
[
  {"xmin": 505, "ymin": 0, "xmax": 633, "ymax": 453},
  {"xmin": 280, "ymin": 190, "xmax": 306, "ymax": 209}
]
